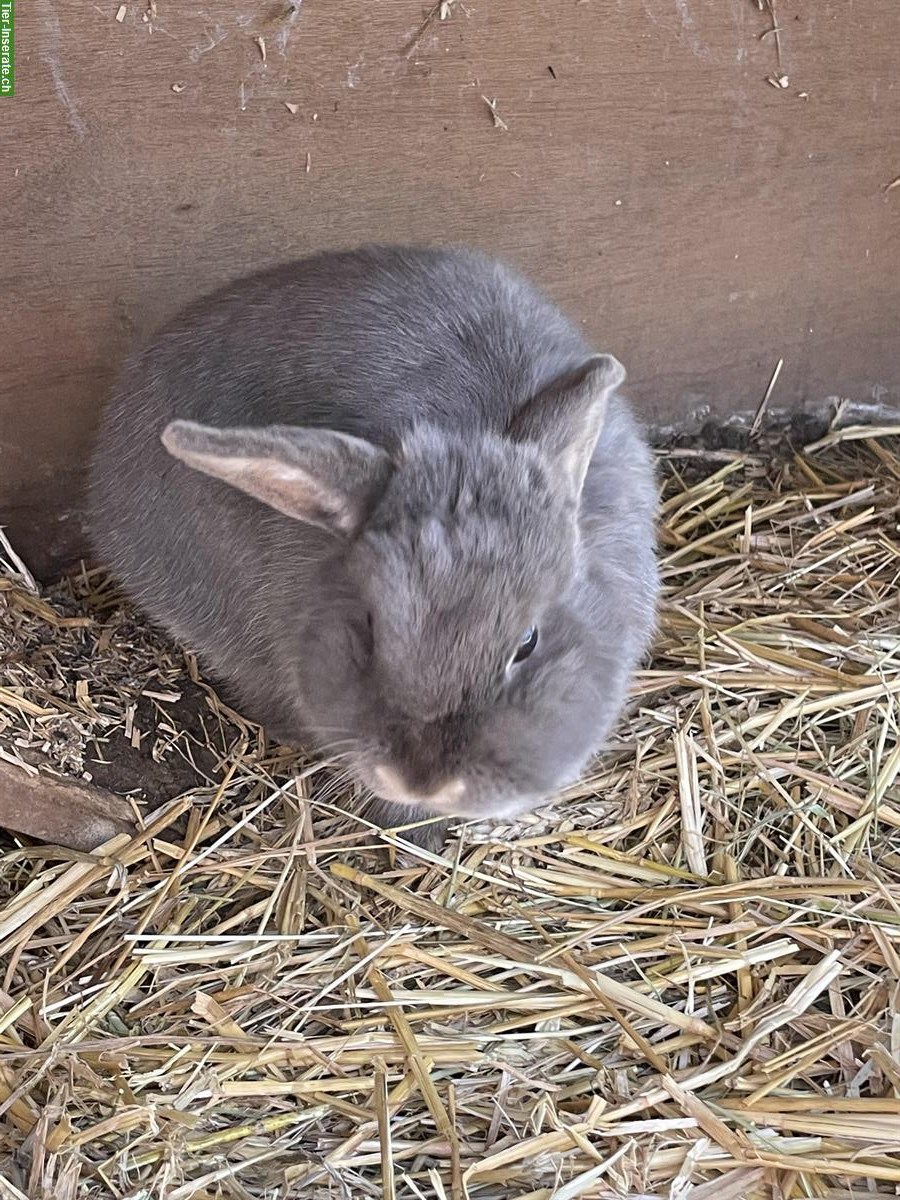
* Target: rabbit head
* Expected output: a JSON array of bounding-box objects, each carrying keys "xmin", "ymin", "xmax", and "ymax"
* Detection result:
[{"xmin": 161, "ymin": 354, "xmax": 632, "ymax": 824}]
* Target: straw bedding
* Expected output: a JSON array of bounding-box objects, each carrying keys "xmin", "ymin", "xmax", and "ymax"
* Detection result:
[{"xmin": 1, "ymin": 426, "xmax": 899, "ymax": 1199}]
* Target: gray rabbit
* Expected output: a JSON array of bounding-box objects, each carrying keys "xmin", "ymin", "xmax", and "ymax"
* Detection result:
[{"xmin": 89, "ymin": 245, "xmax": 659, "ymax": 846}]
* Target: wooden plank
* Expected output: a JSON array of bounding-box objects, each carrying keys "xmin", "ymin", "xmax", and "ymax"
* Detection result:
[
  {"xmin": 3, "ymin": 0, "xmax": 899, "ymax": 576},
  {"xmin": 0, "ymin": 760, "xmax": 135, "ymax": 851}
]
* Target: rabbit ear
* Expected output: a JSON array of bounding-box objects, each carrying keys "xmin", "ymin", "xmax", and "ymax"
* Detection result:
[
  {"xmin": 161, "ymin": 421, "xmax": 394, "ymax": 536},
  {"xmin": 509, "ymin": 354, "xmax": 625, "ymax": 494}
]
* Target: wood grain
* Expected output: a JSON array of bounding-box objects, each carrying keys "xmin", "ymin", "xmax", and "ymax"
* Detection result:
[{"xmin": 3, "ymin": 0, "xmax": 899, "ymax": 575}]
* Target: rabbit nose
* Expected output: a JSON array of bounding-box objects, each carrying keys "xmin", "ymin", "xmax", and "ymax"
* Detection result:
[{"xmin": 373, "ymin": 766, "xmax": 466, "ymax": 813}]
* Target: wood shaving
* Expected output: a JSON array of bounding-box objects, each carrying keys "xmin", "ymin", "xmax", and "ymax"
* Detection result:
[{"xmin": 482, "ymin": 95, "xmax": 508, "ymax": 131}]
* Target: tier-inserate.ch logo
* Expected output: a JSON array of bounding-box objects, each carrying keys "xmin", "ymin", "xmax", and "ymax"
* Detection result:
[{"xmin": 1, "ymin": 0, "xmax": 12, "ymax": 98}]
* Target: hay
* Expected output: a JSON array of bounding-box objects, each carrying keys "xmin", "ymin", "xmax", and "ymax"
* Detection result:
[{"xmin": 1, "ymin": 429, "xmax": 900, "ymax": 1198}]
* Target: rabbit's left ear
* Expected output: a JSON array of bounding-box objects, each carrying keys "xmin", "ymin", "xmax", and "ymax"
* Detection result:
[{"xmin": 508, "ymin": 354, "xmax": 625, "ymax": 495}]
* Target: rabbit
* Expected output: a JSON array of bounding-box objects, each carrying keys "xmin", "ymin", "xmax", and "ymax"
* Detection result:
[{"xmin": 88, "ymin": 244, "xmax": 659, "ymax": 849}]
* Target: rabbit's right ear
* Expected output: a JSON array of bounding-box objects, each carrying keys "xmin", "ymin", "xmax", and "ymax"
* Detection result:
[{"xmin": 161, "ymin": 421, "xmax": 394, "ymax": 536}]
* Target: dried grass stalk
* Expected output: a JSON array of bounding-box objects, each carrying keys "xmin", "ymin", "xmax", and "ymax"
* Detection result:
[{"xmin": 1, "ymin": 431, "xmax": 899, "ymax": 1196}]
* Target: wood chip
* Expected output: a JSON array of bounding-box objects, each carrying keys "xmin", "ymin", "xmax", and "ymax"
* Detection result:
[
  {"xmin": 482, "ymin": 95, "xmax": 509, "ymax": 131},
  {"xmin": 0, "ymin": 759, "xmax": 134, "ymax": 850}
]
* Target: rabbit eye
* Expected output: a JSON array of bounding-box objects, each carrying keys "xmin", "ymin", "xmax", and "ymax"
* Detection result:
[
  {"xmin": 511, "ymin": 626, "xmax": 538, "ymax": 665},
  {"xmin": 356, "ymin": 611, "xmax": 374, "ymax": 661}
]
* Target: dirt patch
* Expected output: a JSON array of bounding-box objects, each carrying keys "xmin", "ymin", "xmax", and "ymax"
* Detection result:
[
  {"xmin": 0, "ymin": 572, "xmax": 254, "ymax": 819},
  {"xmin": 83, "ymin": 676, "xmax": 222, "ymax": 804}
]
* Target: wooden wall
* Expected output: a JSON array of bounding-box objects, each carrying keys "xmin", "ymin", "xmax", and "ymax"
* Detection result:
[{"xmin": 4, "ymin": 0, "xmax": 899, "ymax": 574}]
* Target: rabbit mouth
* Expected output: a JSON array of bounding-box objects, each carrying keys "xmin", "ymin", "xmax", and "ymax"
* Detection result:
[
  {"xmin": 368, "ymin": 764, "xmax": 541, "ymax": 821},
  {"xmin": 370, "ymin": 765, "xmax": 467, "ymax": 814}
]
